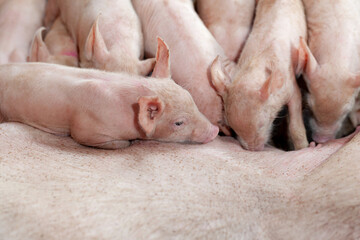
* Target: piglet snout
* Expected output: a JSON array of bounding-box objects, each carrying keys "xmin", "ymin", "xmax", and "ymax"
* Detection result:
[
  {"xmin": 312, "ymin": 133, "xmax": 335, "ymax": 144},
  {"xmin": 198, "ymin": 125, "xmax": 219, "ymax": 144}
]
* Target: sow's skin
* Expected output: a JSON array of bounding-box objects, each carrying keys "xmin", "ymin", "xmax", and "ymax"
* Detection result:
[
  {"xmin": 0, "ymin": 40, "xmax": 219, "ymax": 149},
  {"xmin": 0, "ymin": 123, "xmax": 359, "ymax": 239},
  {"xmin": 28, "ymin": 17, "xmax": 79, "ymax": 67},
  {"xmin": 44, "ymin": 0, "xmax": 155, "ymax": 75},
  {"xmin": 132, "ymin": 0, "xmax": 233, "ymax": 134},
  {"xmin": 210, "ymin": 0, "xmax": 308, "ymax": 151},
  {"xmin": 0, "ymin": 0, "xmax": 46, "ymax": 64},
  {"xmin": 298, "ymin": 0, "xmax": 360, "ymax": 143},
  {"xmin": 196, "ymin": 0, "xmax": 256, "ymax": 61}
]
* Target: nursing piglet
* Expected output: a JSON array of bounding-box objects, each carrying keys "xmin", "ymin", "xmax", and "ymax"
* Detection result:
[
  {"xmin": 45, "ymin": 0, "xmax": 155, "ymax": 75},
  {"xmin": 29, "ymin": 17, "xmax": 78, "ymax": 67},
  {"xmin": 132, "ymin": 0, "xmax": 233, "ymax": 133},
  {"xmin": 0, "ymin": 0, "xmax": 46, "ymax": 64},
  {"xmin": 0, "ymin": 39, "xmax": 218, "ymax": 149},
  {"xmin": 196, "ymin": 0, "xmax": 256, "ymax": 61},
  {"xmin": 210, "ymin": 0, "xmax": 308, "ymax": 151},
  {"xmin": 298, "ymin": 0, "xmax": 360, "ymax": 143}
]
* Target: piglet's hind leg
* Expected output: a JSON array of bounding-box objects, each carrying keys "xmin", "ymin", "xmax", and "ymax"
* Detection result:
[{"xmin": 288, "ymin": 87, "xmax": 308, "ymax": 150}]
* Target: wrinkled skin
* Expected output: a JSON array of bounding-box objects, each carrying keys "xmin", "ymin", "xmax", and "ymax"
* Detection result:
[
  {"xmin": 132, "ymin": 0, "xmax": 232, "ymax": 133},
  {"xmin": 0, "ymin": 123, "xmax": 359, "ymax": 239},
  {"xmin": 0, "ymin": 0, "xmax": 46, "ymax": 64},
  {"xmin": 29, "ymin": 17, "xmax": 78, "ymax": 67},
  {"xmin": 196, "ymin": 0, "xmax": 256, "ymax": 61},
  {"xmin": 44, "ymin": 0, "xmax": 155, "ymax": 75},
  {"xmin": 211, "ymin": 0, "xmax": 308, "ymax": 151},
  {"xmin": 299, "ymin": 0, "xmax": 360, "ymax": 143},
  {"xmin": 0, "ymin": 41, "xmax": 218, "ymax": 149}
]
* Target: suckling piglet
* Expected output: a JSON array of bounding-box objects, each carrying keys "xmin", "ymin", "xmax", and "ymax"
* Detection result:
[
  {"xmin": 210, "ymin": 0, "xmax": 308, "ymax": 151},
  {"xmin": 298, "ymin": 0, "xmax": 360, "ymax": 143}
]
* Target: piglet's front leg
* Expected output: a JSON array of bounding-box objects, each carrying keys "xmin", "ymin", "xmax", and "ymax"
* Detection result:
[
  {"xmin": 91, "ymin": 140, "xmax": 131, "ymax": 150},
  {"xmin": 288, "ymin": 86, "xmax": 308, "ymax": 150}
]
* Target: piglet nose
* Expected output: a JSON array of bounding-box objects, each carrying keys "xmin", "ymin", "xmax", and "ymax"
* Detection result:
[
  {"xmin": 312, "ymin": 133, "xmax": 334, "ymax": 144},
  {"xmin": 202, "ymin": 125, "xmax": 219, "ymax": 144}
]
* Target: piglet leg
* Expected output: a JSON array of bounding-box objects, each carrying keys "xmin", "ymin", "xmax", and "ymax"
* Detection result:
[
  {"xmin": 91, "ymin": 140, "xmax": 131, "ymax": 150},
  {"xmin": 288, "ymin": 86, "xmax": 308, "ymax": 150}
]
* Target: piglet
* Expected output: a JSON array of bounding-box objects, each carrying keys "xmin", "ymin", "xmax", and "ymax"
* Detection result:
[
  {"xmin": 29, "ymin": 17, "xmax": 78, "ymax": 67},
  {"xmin": 196, "ymin": 0, "xmax": 256, "ymax": 61},
  {"xmin": 44, "ymin": 0, "xmax": 155, "ymax": 75},
  {"xmin": 210, "ymin": 0, "xmax": 308, "ymax": 151},
  {"xmin": 132, "ymin": 0, "xmax": 234, "ymax": 134},
  {"xmin": 0, "ymin": 39, "xmax": 218, "ymax": 149},
  {"xmin": 298, "ymin": 0, "xmax": 360, "ymax": 143},
  {"xmin": 0, "ymin": 0, "xmax": 46, "ymax": 64}
]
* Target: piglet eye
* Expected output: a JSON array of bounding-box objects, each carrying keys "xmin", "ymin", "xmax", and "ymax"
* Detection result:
[{"xmin": 175, "ymin": 121, "xmax": 184, "ymax": 126}]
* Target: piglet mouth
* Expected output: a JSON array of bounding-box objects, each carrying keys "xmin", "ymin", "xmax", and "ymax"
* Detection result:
[
  {"xmin": 312, "ymin": 128, "xmax": 337, "ymax": 143},
  {"xmin": 312, "ymin": 133, "xmax": 335, "ymax": 144},
  {"xmin": 237, "ymin": 136, "xmax": 266, "ymax": 151}
]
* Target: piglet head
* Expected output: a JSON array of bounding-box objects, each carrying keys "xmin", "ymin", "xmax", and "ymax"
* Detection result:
[
  {"xmin": 83, "ymin": 15, "xmax": 155, "ymax": 75},
  {"xmin": 137, "ymin": 37, "xmax": 219, "ymax": 144},
  {"xmin": 298, "ymin": 37, "xmax": 360, "ymax": 143},
  {"xmin": 137, "ymin": 91, "xmax": 219, "ymax": 144},
  {"xmin": 211, "ymin": 56, "xmax": 285, "ymax": 151}
]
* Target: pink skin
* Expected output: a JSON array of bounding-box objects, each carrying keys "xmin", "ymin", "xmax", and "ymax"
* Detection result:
[
  {"xmin": 263, "ymin": 126, "xmax": 360, "ymax": 179},
  {"xmin": 0, "ymin": 40, "xmax": 218, "ymax": 149},
  {"xmin": 210, "ymin": 0, "xmax": 308, "ymax": 151},
  {"xmin": 61, "ymin": 51, "xmax": 78, "ymax": 58},
  {"xmin": 298, "ymin": 0, "xmax": 360, "ymax": 143},
  {"xmin": 44, "ymin": 0, "xmax": 155, "ymax": 75},
  {"xmin": 132, "ymin": 0, "xmax": 234, "ymax": 133},
  {"xmin": 0, "ymin": 124, "xmax": 359, "ymax": 239},
  {"xmin": 28, "ymin": 17, "xmax": 79, "ymax": 67},
  {"xmin": 196, "ymin": 0, "xmax": 256, "ymax": 62},
  {"xmin": 0, "ymin": 0, "xmax": 46, "ymax": 64}
]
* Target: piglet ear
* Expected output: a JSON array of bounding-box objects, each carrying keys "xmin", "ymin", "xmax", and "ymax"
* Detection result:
[
  {"xmin": 260, "ymin": 68, "xmax": 284, "ymax": 101},
  {"xmin": 152, "ymin": 37, "xmax": 171, "ymax": 78},
  {"xmin": 84, "ymin": 14, "xmax": 109, "ymax": 62},
  {"xmin": 210, "ymin": 56, "xmax": 233, "ymax": 97},
  {"xmin": 138, "ymin": 96, "xmax": 165, "ymax": 138},
  {"xmin": 29, "ymin": 27, "xmax": 50, "ymax": 62},
  {"xmin": 296, "ymin": 37, "xmax": 318, "ymax": 77}
]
